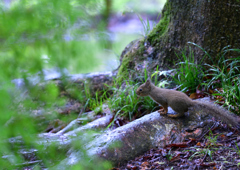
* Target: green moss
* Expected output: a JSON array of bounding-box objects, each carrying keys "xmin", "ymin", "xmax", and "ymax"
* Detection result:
[
  {"xmin": 116, "ymin": 1, "xmax": 171, "ymax": 83},
  {"xmin": 117, "ymin": 0, "xmax": 171, "ymax": 83},
  {"xmin": 116, "ymin": 40, "xmax": 145, "ymax": 83},
  {"xmin": 148, "ymin": 0, "xmax": 171, "ymax": 44},
  {"xmin": 117, "ymin": 54, "xmax": 132, "ymax": 82}
]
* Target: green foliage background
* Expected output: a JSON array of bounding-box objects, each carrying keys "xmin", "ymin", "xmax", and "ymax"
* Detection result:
[
  {"xmin": 0, "ymin": 0, "xmax": 166, "ymax": 168},
  {"xmin": 0, "ymin": 0, "xmax": 112, "ymax": 169}
]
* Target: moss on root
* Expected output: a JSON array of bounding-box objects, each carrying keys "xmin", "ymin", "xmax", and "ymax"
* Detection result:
[
  {"xmin": 117, "ymin": 54, "xmax": 133, "ymax": 82},
  {"xmin": 116, "ymin": 40, "xmax": 145, "ymax": 82}
]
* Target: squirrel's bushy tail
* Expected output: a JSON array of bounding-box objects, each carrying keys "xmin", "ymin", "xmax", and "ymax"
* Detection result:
[{"xmin": 192, "ymin": 101, "xmax": 239, "ymax": 128}]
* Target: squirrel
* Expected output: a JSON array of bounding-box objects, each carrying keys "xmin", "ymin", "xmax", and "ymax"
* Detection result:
[{"xmin": 136, "ymin": 78, "xmax": 239, "ymax": 127}]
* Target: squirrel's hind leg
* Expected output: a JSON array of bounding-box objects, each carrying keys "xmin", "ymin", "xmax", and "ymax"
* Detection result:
[
  {"xmin": 167, "ymin": 101, "xmax": 188, "ymax": 118},
  {"xmin": 158, "ymin": 104, "xmax": 168, "ymax": 115}
]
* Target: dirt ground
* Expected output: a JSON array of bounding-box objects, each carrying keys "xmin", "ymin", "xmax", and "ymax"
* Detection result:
[{"xmin": 113, "ymin": 122, "xmax": 240, "ymax": 170}]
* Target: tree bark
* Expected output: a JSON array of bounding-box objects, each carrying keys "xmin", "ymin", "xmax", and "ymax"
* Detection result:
[{"xmin": 117, "ymin": 0, "xmax": 240, "ymax": 80}]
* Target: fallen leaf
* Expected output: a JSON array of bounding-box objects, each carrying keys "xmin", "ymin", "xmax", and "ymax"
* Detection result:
[
  {"xmin": 141, "ymin": 162, "xmax": 149, "ymax": 166},
  {"xmin": 200, "ymin": 162, "xmax": 216, "ymax": 167},
  {"xmin": 189, "ymin": 93, "xmax": 197, "ymax": 99},
  {"xmin": 196, "ymin": 142, "xmax": 202, "ymax": 146}
]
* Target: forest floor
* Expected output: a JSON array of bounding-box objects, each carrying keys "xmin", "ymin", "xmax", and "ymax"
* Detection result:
[{"xmin": 113, "ymin": 122, "xmax": 240, "ymax": 170}]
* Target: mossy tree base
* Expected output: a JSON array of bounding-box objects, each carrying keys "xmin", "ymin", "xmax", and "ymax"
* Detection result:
[{"xmin": 117, "ymin": 0, "xmax": 240, "ymax": 81}]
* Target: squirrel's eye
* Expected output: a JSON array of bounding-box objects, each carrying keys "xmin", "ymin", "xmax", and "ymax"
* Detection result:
[{"xmin": 139, "ymin": 89, "xmax": 142, "ymax": 91}]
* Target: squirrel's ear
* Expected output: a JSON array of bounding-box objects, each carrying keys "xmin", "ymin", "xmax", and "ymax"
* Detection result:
[{"xmin": 145, "ymin": 78, "xmax": 151, "ymax": 85}]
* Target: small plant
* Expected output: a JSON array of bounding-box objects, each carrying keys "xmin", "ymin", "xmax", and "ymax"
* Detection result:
[
  {"xmin": 171, "ymin": 47, "xmax": 206, "ymax": 92},
  {"xmin": 178, "ymin": 44, "xmax": 240, "ymax": 114},
  {"xmin": 137, "ymin": 12, "xmax": 161, "ymax": 37},
  {"xmin": 188, "ymin": 148, "xmax": 213, "ymax": 161},
  {"xmin": 204, "ymin": 57, "xmax": 240, "ymax": 89},
  {"xmin": 235, "ymin": 142, "xmax": 240, "ymax": 157},
  {"xmin": 211, "ymin": 78, "xmax": 240, "ymax": 113},
  {"xmin": 138, "ymin": 14, "xmax": 151, "ymax": 37},
  {"xmin": 205, "ymin": 130, "xmax": 220, "ymax": 147},
  {"xmin": 151, "ymin": 65, "xmax": 174, "ymax": 89},
  {"xmin": 166, "ymin": 149, "xmax": 173, "ymax": 161},
  {"xmin": 151, "ymin": 69, "xmax": 172, "ymax": 88},
  {"xmin": 107, "ymin": 78, "xmax": 158, "ymax": 122},
  {"xmin": 203, "ymin": 48, "xmax": 240, "ymax": 113},
  {"xmin": 107, "ymin": 79, "xmax": 138, "ymax": 120},
  {"xmin": 87, "ymin": 91, "xmax": 108, "ymax": 114}
]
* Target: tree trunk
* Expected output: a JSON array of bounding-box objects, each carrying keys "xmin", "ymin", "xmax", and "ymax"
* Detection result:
[{"xmin": 117, "ymin": 0, "xmax": 240, "ymax": 80}]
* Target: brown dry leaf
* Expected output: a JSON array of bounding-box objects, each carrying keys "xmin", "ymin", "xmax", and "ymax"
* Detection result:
[
  {"xmin": 126, "ymin": 164, "xmax": 137, "ymax": 170},
  {"xmin": 170, "ymin": 153, "xmax": 180, "ymax": 162},
  {"xmin": 208, "ymin": 88, "xmax": 214, "ymax": 94},
  {"xmin": 220, "ymin": 134, "xmax": 226, "ymax": 138},
  {"xmin": 141, "ymin": 162, "xmax": 149, "ymax": 167},
  {"xmin": 190, "ymin": 88, "xmax": 206, "ymax": 99},
  {"xmin": 165, "ymin": 143, "xmax": 188, "ymax": 148},
  {"xmin": 196, "ymin": 142, "xmax": 202, "ymax": 146},
  {"xmin": 189, "ymin": 93, "xmax": 197, "ymax": 99},
  {"xmin": 200, "ymin": 162, "xmax": 216, "ymax": 167},
  {"xmin": 196, "ymin": 89, "xmax": 206, "ymax": 98}
]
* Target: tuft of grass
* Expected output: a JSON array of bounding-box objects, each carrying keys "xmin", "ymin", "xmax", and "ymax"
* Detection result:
[
  {"xmin": 222, "ymin": 78, "xmax": 240, "ymax": 113},
  {"xmin": 188, "ymin": 147, "xmax": 214, "ymax": 161},
  {"xmin": 204, "ymin": 48, "xmax": 240, "ymax": 89},
  {"xmin": 171, "ymin": 47, "xmax": 205, "ymax": 92},
  {"xmin": 205, "ymin": 130, "xmax": 219, "ymax": 147},
  {"xmin": 204, "ymin": 55, "xmax": 240, "ymax": 113},
  {"xmin": 107, "ymin": 78, "xmax": 158, "ymax": 122},
  {"xmin": 137, "ymin": 14, "xmax": 152, "ymax": 37},
  {"xmin": 171, "ymin": 44, "xmax": 240, "ymax": 114},
  {"xmin": 149, "ymin": 44, "xmax": 240, "ymax": 114},
  {"xmin": 137, "ymin": 12, "xmax": 161, "ymax": 37},
  {"xmin": 166, "ymin": 149, "xmax": 173, "ymax": 161},
  {"xmin": 84, "ymin": 90, "xmax": 109, "ymax": 114},
  {"xmin": 184, "ymin": 44, "xmax": 240, "ymax": 114},
  {"xmin": 151, "ymin": 65, "xmax": 173, "ymax": 88},
  {"xmin": 235, "ymin": 142, "xmax": 240, "ymax": 158}
]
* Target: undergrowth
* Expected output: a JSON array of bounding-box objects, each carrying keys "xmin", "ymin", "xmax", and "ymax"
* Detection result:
[
  {"xmin": 107, "ymin": 78, "xmax": 158, "ymax": 122},
  {"xmin": 137, "ymin": 12, "xmax": 161, "ymax": 37},
  {"xmin": 174, "ymin": 45, "xmax": 240, "ymax": 114},
  {"xmin": 203, "ymin": 48, "xmax": 240, "ymax": 114},
  {"xmin": 74, "ymin": 45, "xmax": 240, "ymax": 120},
  {"xmin": 171, "ymin": 47, "xmax": 206, "ymax": 92},
  {"xmin": 151, "ymin": 44, "xmax": 240, "ymax": 114}
]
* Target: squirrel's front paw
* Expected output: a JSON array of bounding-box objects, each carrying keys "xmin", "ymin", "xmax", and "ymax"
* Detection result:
[{"xmin": 158, "ymin": 108, "xmax": 167, "ymax": 115}]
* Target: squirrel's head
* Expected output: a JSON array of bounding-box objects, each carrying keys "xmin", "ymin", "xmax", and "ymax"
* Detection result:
[{"xmin": 136, "ymin": 79, "xmax": 152, "ymax": 96}]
